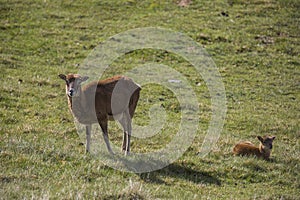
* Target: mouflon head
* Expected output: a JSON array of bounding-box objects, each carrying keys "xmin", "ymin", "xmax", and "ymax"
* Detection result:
[{"xmin": 59, "ymin": 74, "xmax": 89, "ymax": 98}]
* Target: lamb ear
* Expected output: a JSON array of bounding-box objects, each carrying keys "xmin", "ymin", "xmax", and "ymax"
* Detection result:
[
  {"xmin": 271, "ymin": 136, "xmax": 276, "ymax": 140},
  {"xmin": 257, "ymin": 136, "xmax": 264, "ymax": 142},
  {"xmin": 58, "ymin": 74, "xmax": 66, "ymax": 81}
]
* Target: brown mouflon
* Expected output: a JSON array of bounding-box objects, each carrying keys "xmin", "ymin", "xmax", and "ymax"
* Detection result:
[{"xmin": 59, "ymin": 74, "xmax": 141, "ymax": 155}]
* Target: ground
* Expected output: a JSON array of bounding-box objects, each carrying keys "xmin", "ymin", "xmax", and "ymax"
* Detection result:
[{"xmin": 0, "ymin": 0, "xmax": 299, "ymax": 199}]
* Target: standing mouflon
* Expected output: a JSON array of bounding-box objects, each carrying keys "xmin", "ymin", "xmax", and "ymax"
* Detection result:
[{"xmin": 59, "ymin": 73, "xmax": 141, "ymax": 155}]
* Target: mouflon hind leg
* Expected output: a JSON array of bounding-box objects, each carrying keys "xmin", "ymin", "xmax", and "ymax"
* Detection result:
[
  {"xmin": 124, "ymin": 109, "xmax": 132, "ymax": 156},
  {"xmin": 85, "ymin": 125, "xmax": 92, "ymax": 153},
  {"xmin": 118, "ymin": 110, "xmax": 132, "ymax": 156}
]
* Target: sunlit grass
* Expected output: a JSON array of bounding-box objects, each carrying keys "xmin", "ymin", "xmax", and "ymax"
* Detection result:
[{"xmin": 1, "ymin": 0, "xmax": 299, "ymax": 199}]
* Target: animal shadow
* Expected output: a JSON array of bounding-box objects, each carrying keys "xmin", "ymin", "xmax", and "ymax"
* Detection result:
[{"xmin": 139, "ymin": 163, "xmax": 221, "ymax": 186}]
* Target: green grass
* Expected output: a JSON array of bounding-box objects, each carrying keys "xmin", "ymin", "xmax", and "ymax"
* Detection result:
[{"xmin": 1, "ymin": 0, "xmax": 299, "ymax": 199}]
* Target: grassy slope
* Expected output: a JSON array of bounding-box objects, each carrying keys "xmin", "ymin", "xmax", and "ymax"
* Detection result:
[{"xmin": 0, "ymin": 0, "xmax": 299, "ymax": 199}]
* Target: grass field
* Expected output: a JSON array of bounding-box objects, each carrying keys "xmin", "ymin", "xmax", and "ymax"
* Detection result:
[{"xmin": 1, "ymin": 0, "xmax": 299, "ymax": 199}]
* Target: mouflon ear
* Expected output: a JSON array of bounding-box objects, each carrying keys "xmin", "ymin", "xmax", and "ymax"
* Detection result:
[
  {"xmin": 58, "ymin": 74, "xmax": 66, "ymax": 81},
  {"xmin": 80, "ymin": 76, "xmax": 89, "ymax": 82},
  {"xmin": 257, "ymin": 136, "xmax": 264, "ymax": 143}
]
